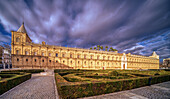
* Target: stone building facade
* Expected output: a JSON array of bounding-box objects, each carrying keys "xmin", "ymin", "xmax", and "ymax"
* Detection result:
[{"xmin": 11, "ymin": 23, "xmax": 159, "ymax": 69}]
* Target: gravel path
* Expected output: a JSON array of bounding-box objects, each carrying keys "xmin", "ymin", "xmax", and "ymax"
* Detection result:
[{"xmin": 0, "ymin": 70, "xmax": 58, "ymax": 99}]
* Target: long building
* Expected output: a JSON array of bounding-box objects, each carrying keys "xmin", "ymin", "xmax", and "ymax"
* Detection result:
[{"xmin": 11, "ymin": 23, "xmax": 159, "ymax": 69}]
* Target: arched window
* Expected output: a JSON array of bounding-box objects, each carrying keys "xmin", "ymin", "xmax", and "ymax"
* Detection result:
[
  {"xmin": 26, "ymin": 59, "xmax": 28, "ymax": 62},
  {"xmin": 35, "ymin": 59, "xmax": 36, "ymax": 62},
  {"xmin": 16, "ymin": 37, "xmax": 20, "ymax": 42},
  {"xmin": 42, "ymin": 52, "xmax": 44, "ymax": 56},
  {"xmin": 42, "ymin": 59, "xmax": 44, "ymax": 62},
  {"xmin": 17, "ymin": 58, "xmax": 19, "ymax": 61}
]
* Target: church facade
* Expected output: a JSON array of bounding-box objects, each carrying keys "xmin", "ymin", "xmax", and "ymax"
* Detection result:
[{"xmin": 11, "ymin": 23, "xmax": 159, "ymax": 69}]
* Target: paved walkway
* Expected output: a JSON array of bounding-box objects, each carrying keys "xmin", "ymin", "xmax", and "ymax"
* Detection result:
[
  {"xmin": 80, "ymin": 81, "xmax": 170, "ymax": 99},
  {"xmin": 0, "ymin": 70, "xmax": 59, "ymax": 99}
]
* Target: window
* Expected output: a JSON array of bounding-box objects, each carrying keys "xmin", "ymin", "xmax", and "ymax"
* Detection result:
[
  {"xmin": 34, "ymin": 52, "xmax": 37, "ymax": 55},
  {"xmin": 91, "ymin": 55, "xmax": 93, "ymax": 59},
  {"xmin": 108, "ymin": 56, "xmax": 110, "ymax": 60},
  {"xmin": 16, "ymin": 50, "xmax": 19, "ymax": 54},
  {"xmin": 103, "ymin": 56, "xmax": 105, "ymax": 60},
  {"xmin": 49, "ymin": 53, "xmax": 51, "ymax": 56},
  {"xmin": 49, "ymin": 60, "xmax": 51, "ymax": 62},
  {"xmin": 70, "ymin": 54, "xmax": 72, "ymax": 58},
  {"xmin": 112, "ymin": 57, "xmax": 113, "ymax": 60},
  {"xmin": 91, "ymin": 62, "xmax": 92, "ymax": 65},
  {"xmin": 42, "ymin": 52, "xmax": 44, "ymax": 56},
  {"xmin": 26, "ymin": 59, "xmax": 28, "ymax": 62},
  {"xmin": 84, "ymin": 55, "xmax": 86, "ymax": 59},
  {"xmin": 97, "ymin": 62, "xmax": 99, "ymax": 65},
  {"xmin": 84, "ymin": 61, "xmax": 86, "ymax": 64},
  {"xmin": 63, "ymin": 60, "xmax": 65, "ymax": 63},
  {"xmin": 42, "ymin": 60, "xmax": 44, "ymax": 62},
  {"xmin": 16, "ymin": 37, "xmax": 20, "ymax": 42},
  {"xmin": 97, "ymin": 55, "xmax": 100, "ymax": 59},
  {"xmin": 35, "ymin": 59, "xmax": 36, "ymax": 62},
  {"xmin": 70, "ymin": 61, "xmax": 72, "ymax": 64},
  {"xmin": 17, "ymin": 58, "xmax": 19, "ymax": 61},
  {"xmin": 77, "ymin": 55, "xmax": 80, "ymax": 58},
  {"xmin": 78, "ymin": 61, "xmax": 80, "ymax": 64},
  {"xmin": 25, "ymin": 51, "xmax": 29, "ymax": 55},
  {"xmin": 56, "ymin": 60, "xmax": 58, "ymax": 63},
  {"xmin": 56, "ymin": 53, "xmax": 58, "ymax": 57},
  {"xmin": 62, "ymin": 54, "xmax": 65, "ymax": 57}
]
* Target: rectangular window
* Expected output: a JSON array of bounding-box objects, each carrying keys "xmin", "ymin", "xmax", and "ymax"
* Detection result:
[
  {"xmin": 42, "ymin": 52, "xmax": 44, "ymax": 56},
  {"xmin": 16, "ymin": 50, "xmax": 19, "ymax": 54},
  {"xmin": 62, "ymin": 54, "xmax": 65, "ymax": 57},
  {"xmin": 97, "ymin": 56, "xmax": 99, "ymax": 59},
  {"xmin": 84, "ymin": 55, "xmax": 86, "ymax": 59},
  {"xmin": 34, "ymin": 52, "xmax": 37, "ymax": 55},
  {"xmin": 49, "ymin": 53, "xmax": 51, "ymax": 56},
  {"xmin": 56, "ymin": 53, "xmax": 58, "ymax": 57},
  {"xmin": 77, "ymin": 55, "xmax": 80, "ymax": 58},
  {"xmin": 25, "ymin": 51, "xmax": 29, "ymax": 55},
  {"xmin": 70, "ymin": 54, "xmax": 72, "ymax": 58}
]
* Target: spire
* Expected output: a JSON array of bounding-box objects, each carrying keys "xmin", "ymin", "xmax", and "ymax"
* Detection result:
[
  {"xmin": 17, "ymin": 22, "xmax": 27, "ymax": 33},
  {"xmin": 152, "ymin": 51, "xmax": 157, "ymax": 56}
]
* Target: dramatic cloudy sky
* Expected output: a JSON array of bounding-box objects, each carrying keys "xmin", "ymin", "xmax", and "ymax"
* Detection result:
[{"xmin": 0, "ymin": 0, "xmax": 170, "ymax": 63}]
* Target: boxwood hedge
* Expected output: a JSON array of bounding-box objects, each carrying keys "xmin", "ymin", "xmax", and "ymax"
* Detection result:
[
  {"xmin": 1, "ymin": 69, "xmax": 44, "ymax": 74},
  {"xmin": 0, "ymin": 73, "xmax": 31, "ymax": 95},
  {"xmin": 55, "ymin": 73, "xmax": 170, "ymax": 99}
]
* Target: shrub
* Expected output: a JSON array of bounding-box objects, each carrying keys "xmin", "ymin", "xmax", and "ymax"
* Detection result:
[
  {"xmin": 1, "ymin": 69, "xmax": 44, "ymax": 74},
  {"xmin": 154, "ymin": 73, "xmax": 160, "ymax": 76},
  {"xmin": 0, "ymin": 73, "xmax": 31, "ymax": 95},
  {"xmin": 0, "ymin": 74, "xmax": 17, "ymax": 78},
  {"xmin": 55, "ymin": 71, "xmax": 170, "ymax": 99},
  {"xmin": 108, "ymin": 71, "xmax": 119, "ymax": 76}
]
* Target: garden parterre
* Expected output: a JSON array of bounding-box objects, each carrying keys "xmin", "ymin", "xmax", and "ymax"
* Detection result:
[{"xmin": 54, "ymin": 69, "xmax": 170, "ymax": 99}]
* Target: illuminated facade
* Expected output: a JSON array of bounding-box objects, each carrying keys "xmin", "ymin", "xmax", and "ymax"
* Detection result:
[{"xmin": 11, "ymin": 23, "xmax": 159, "ymax": 69}]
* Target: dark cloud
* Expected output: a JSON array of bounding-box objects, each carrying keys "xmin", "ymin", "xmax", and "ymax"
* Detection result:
[{"xmin": 0, "ymin": 0, "xmax": 170, "ymax": 63}]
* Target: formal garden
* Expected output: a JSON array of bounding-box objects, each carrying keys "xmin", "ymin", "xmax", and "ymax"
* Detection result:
[
  {"xmin": 54, "ymin": 69, "xmax": 170, "ymax": 99},
  {"xmin": 0, "ymin": 69, "xmax": 44, "ymax": 95}
]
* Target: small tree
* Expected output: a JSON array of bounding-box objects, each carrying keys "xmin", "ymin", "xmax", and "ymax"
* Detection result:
[
  {"xmin": 94, "ymin": 47, "xmax": 97, "ymax": 50},
  {"xmin": 100, "ymin": 46, "xmax": 103, "ymax": 51},
  {"xmin": 105, "ymin": 46, "xmax": 108, "ymax": 51},
  {"xmin": 90, "ymin": 47, "xmax": 92, "ymax": 50},
  {"xmin": 97, "ymin": 45, "xmax": 100, "ymax": 50}
]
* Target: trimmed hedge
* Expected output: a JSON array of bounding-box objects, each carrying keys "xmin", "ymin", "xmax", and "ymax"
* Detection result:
[
  {"xmin": 0, "ymin": 74, "xmax": 17, "ymax": 78},
  {"xmin": 1, "ymin": 69, "xmax": 44, "ymax": 74},
  {"xmin": 0, "ymin": 73, "xmax": 31, "ymax": 95},
  {"xmin": 55, "ymin": 74, "xmax": 170, "ymax": 99}
]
